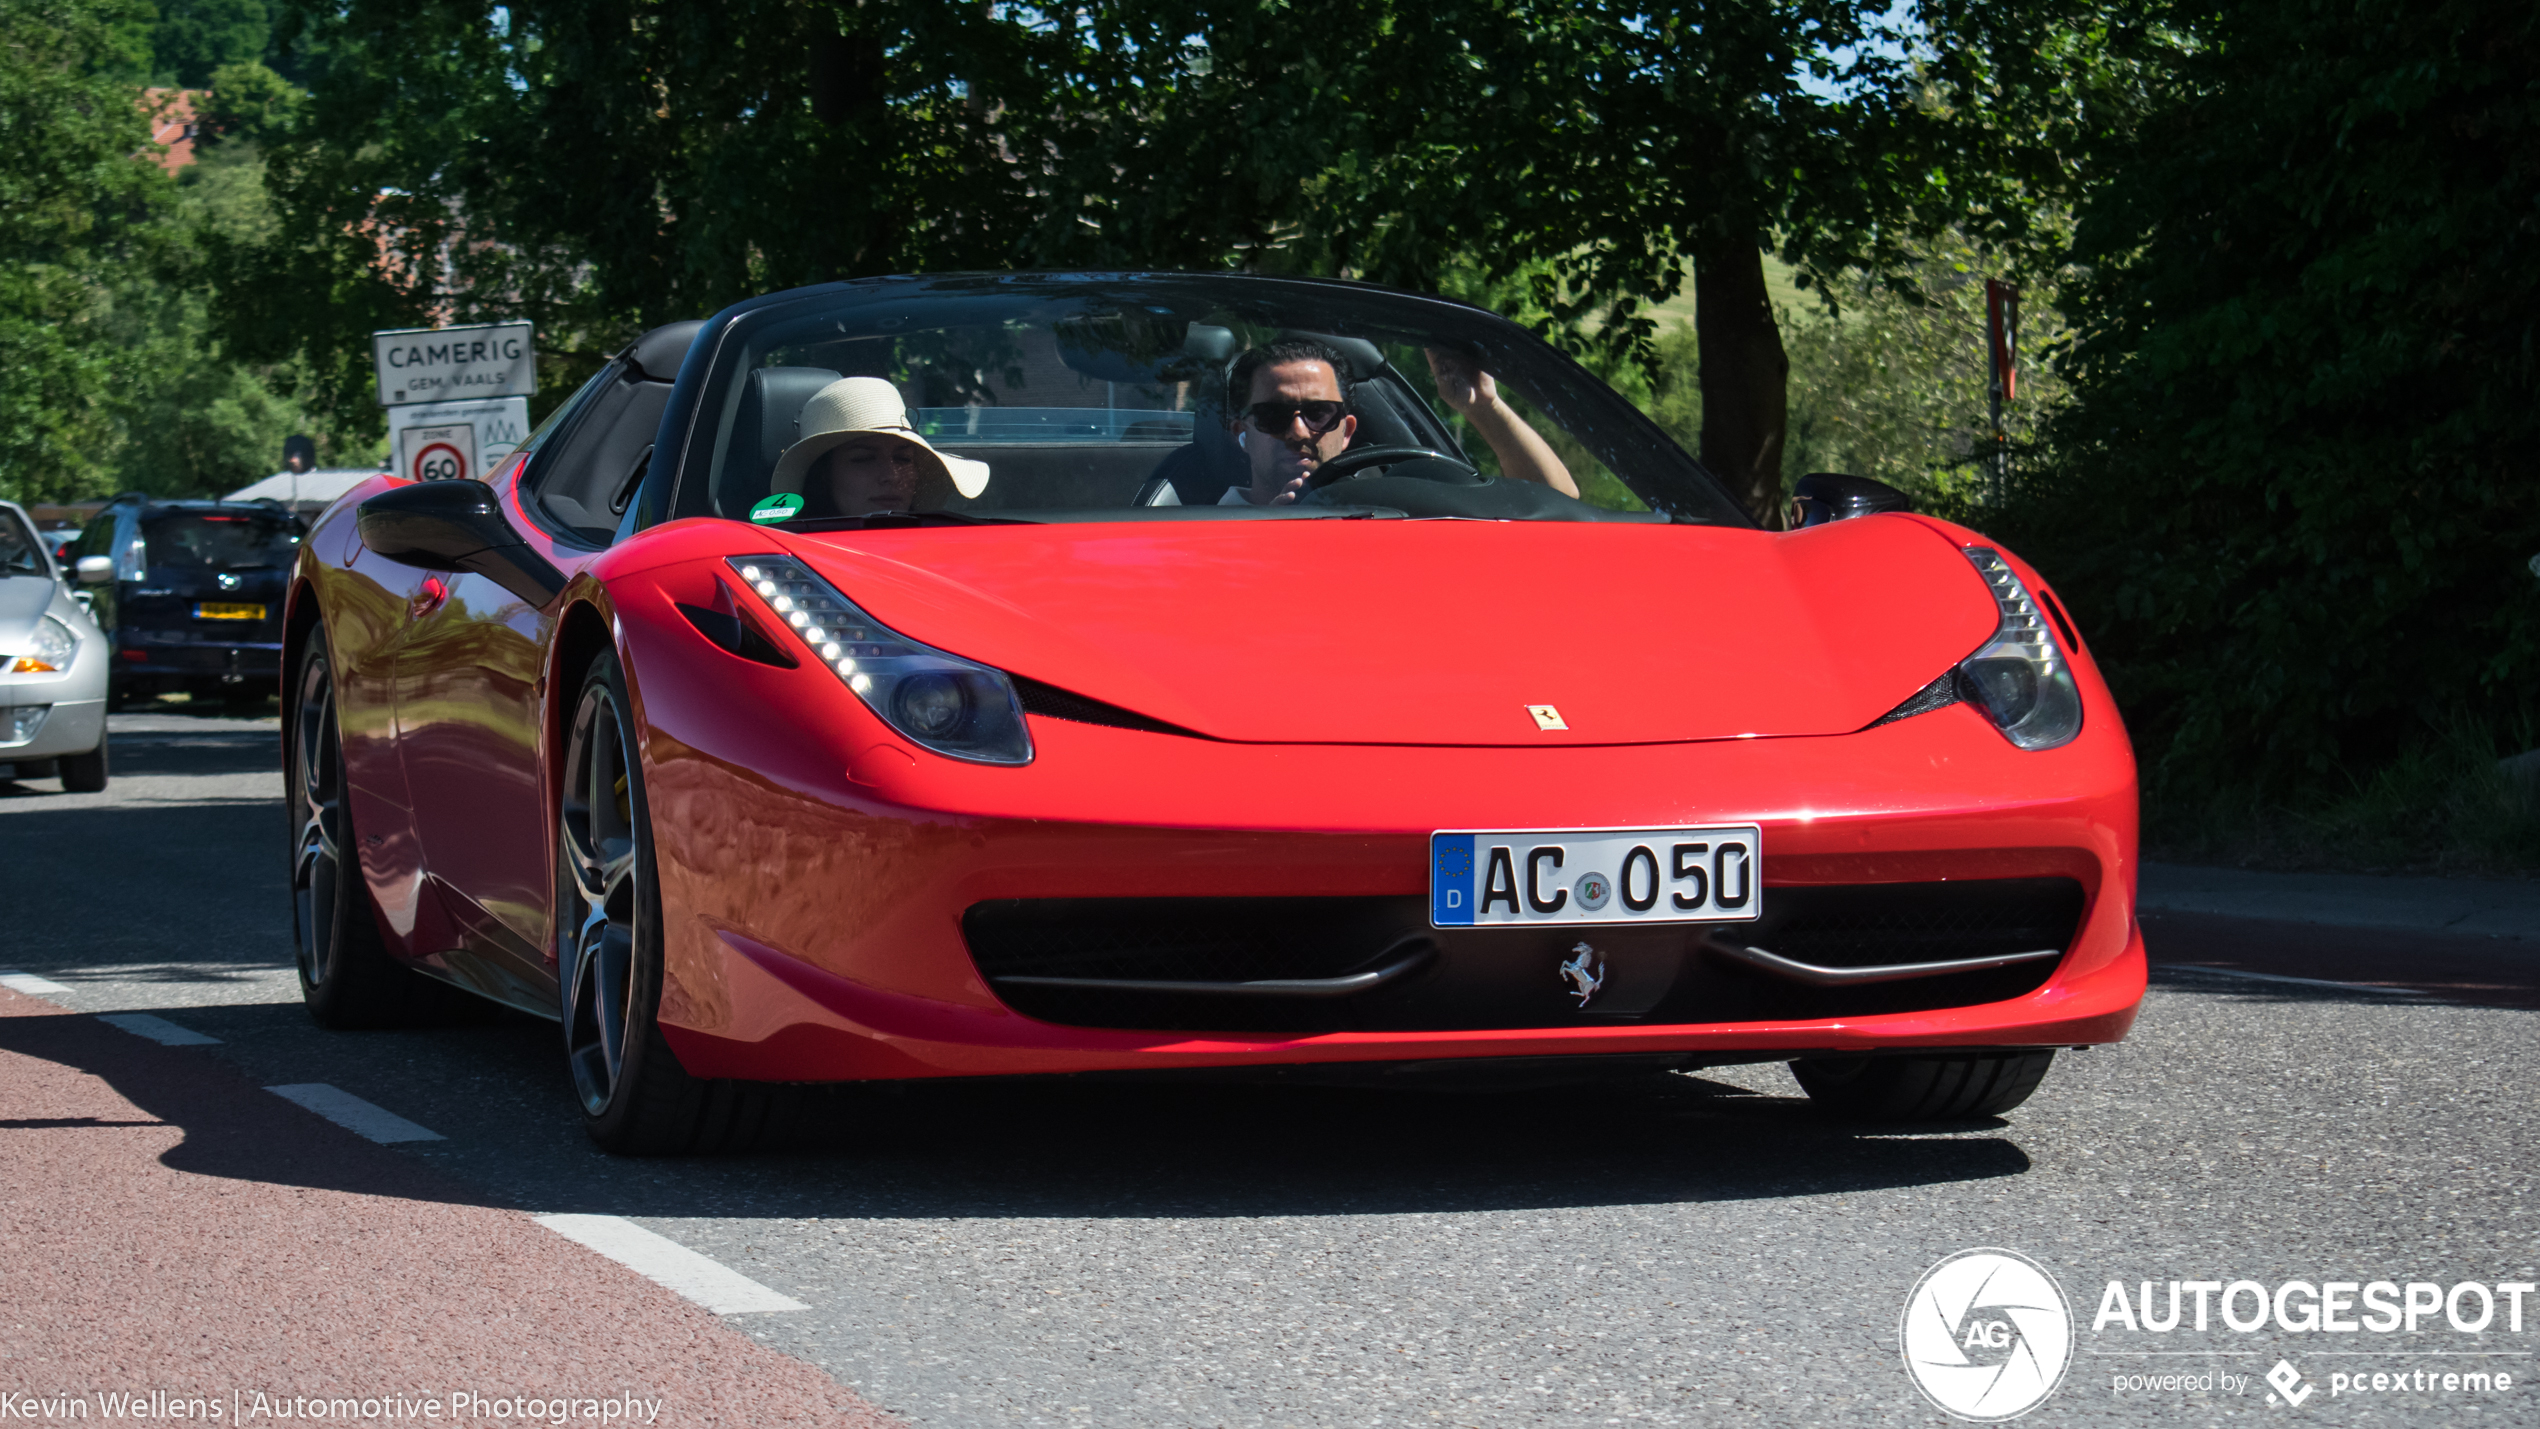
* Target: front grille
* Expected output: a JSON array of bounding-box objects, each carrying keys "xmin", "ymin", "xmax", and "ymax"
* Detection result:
[
  {"xmin": 1742, "ymin": 878, "xmax": 2083, "ymax": 968},
  {"xmin": 964, "ymin": 878, "xmax": 2090, "ymax": 1033}
]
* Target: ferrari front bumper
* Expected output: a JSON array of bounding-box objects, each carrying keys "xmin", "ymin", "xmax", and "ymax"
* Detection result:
[{"xmin": 642, "ymin": 690, "xmax": 2143, "ymax": 1084}]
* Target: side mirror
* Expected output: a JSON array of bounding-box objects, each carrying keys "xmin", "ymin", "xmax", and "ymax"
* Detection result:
[
  {"xmin": 357, "ymin": 479, "xmax": 567, "ymax": 608},
  {"xmin": 1792, "ymin": 473, "xmax": 1914, "ymax": 528},
  {"xmin": 74, "ymin": 555, "xmax": 114, "ymax": 585}
]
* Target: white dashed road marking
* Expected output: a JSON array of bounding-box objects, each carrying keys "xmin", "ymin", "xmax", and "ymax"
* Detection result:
[
  {"xmin": 96, "ymin": 1012, "xmax": 222, "ymax": 1046},
  {"xmin": 534, "ymin": 1213, "xmax": 809, "ymax": 1315},
  {"xmin": 264, "ymin": 1083, "xmax": 448, "ymax": 1143},
  {"xmin": 0, "ymin": 971, "xmax": 72, "ymax": 997}
]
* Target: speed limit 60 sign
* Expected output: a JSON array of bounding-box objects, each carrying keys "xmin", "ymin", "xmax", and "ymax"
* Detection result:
[{"xmin": 399, "ymin": 423, "xmax": 478, "ymax": 483}]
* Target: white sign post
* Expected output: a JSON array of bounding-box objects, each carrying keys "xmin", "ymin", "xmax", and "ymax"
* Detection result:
[
  {"xmin": 386, "ymin": 397, "xmax": 533, "ymax": 481},
  {"xmin": 373, "ymin": 322, "xmax": 537, "ymax": 408}
]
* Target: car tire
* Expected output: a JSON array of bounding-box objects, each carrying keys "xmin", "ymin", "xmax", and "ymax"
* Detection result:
[
  {"xmin": 58, "ymin": 736, "xmax": 108, "ymax": 793},
  {"xmin": 288, "ymin": 633, "xmax": 427, "ymax": 1028},
  {"xmin": 559, "ymin": 648, "xmax": 795, "ymax": 1155},
  {"xmin": 1789, "ymin": 1050, "xmax": 2056, "ymax": 1121}
]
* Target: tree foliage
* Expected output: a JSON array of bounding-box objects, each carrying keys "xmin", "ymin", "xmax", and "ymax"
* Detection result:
[
  {"xmin": 1782, "ymin": 231, "xmax": 2071, "ymax": 502},
  {"xmin": 2002, "ymin": 0, "xmax": 2540, "ymax": 794},
  {"xmin": 150, "ymin": 0, "xmax": 270, "ymax": 86},
  {"xmin": 0, "ymin": 3, "xmax": 334, "ymax": 504},
  {"xmin": 220, "ymin": 0, "xmax": 2054, "ymax": 509},
  {"xmin": 1033, "ymin": 0, "xmax": 2000, "ymax": 520},
  {"xmin": 0, "ymin": 0, "xmax": 164, "ymax": 501},
  {"xmin": 217, "ymin": 0, "xmax": 1088, "ymax": 435}
]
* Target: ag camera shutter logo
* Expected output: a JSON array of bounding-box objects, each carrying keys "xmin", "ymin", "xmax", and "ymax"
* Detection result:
[{"xmin": 1901, "ymin": 1248, "xmax": 2074, "ymax": 1420}]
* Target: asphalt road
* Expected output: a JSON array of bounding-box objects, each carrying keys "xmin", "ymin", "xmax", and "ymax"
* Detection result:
[{"xmin": 3, "ymin": 709, "xmax": 2536, "ymax": 1427}]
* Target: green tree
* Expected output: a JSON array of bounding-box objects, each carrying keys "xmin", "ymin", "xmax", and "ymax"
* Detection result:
[
  {"xmin": 0, "ymin": 0, "xmax": 166, "ymax": 503},
  {"xmin": 219, "ymin": 0, "xmax": 2073, "ymax": 513},
  {"xmin": 218, "ymin": 0, "xmax": 1084, "ymax": 437},
  {"xmin": 1030, "ymin": 0, "xmax": 2076, "ymax": 524},
  {"xmin": 152, "ymin": 0, "xmax": 270, "ymax": 87},
  {"xmin": 1781, "ymin": 230, "xmax": 2070, "ymax": 503},
  {"xmin": 103, "ymin": 112, "xmax": 334, "ymax": 494},
  {"xmin": 2003, "ymin": 0, "xmax": 2540, "ymax": 794},
  {"xmin": 196, "ymin": 57, "xmax": 297, "ymax": 140}
]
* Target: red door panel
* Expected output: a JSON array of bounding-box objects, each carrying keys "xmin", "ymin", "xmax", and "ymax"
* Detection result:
[{"xmin": 394, "ymin": 571, "xmax": 556, "ymax": 986}]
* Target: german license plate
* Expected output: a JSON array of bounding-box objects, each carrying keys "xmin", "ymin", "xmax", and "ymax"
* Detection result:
[
  {"xmin": 194, "ymin": 602, "xmax": 264, "ymax": 621},
  {"xmin": 1430, "ymin": 826, "xmax": 1761, "ymax": 928}
]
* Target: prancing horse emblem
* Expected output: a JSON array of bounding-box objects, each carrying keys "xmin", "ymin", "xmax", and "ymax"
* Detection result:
[{"xmin": 1559, "ymin": 942, "xmax": 1606, "ymax": 1007}]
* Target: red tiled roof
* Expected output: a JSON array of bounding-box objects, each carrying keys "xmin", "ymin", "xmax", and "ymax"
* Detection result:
[{"xmin": 143, "ymin": 89, "xmax": 202, "ymax": 172}]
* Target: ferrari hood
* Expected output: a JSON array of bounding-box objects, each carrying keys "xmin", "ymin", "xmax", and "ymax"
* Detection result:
[{"xmin": 781, "ymin": 516, "xmax": 1999, "ymax": 746}]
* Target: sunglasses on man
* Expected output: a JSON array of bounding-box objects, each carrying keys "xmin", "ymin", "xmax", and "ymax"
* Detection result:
[{"xmin": 1244, "ymin": 400, "xmax": 1349, "ymax": 436}]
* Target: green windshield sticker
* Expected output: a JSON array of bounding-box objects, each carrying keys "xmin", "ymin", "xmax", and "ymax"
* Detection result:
[{"xmin": 749, "ymin": 493, "xmax": 804, "ymax": 524}]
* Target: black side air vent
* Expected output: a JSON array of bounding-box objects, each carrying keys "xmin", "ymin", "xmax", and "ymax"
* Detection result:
[
  {"xmin": 1011, "ymin": 676, "xmax": 1202, "ymax": 738},
  {"xmin": 677, "ymin": 601, "xmax": 798, "ymax": 669},
  {"xmin": 1870, "ymin": 672, "xmax": 1961, "ymax": 728}
]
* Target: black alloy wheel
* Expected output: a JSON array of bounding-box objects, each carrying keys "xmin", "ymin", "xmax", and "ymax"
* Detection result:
[
  {"xmin": 289, "ymin": 636, "xmax": 414, "ymax": 1027},
  {"xmin": 559, "ymin": 666, "xmax": 641, "ymax": 1119},
  {"xmin": 557, "ymin": 649, "xmax": 793, "ymax": 1154}
]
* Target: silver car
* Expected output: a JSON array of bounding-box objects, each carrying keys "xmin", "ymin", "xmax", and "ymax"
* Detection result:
[{"xmin": 1, "ymin": 499, "xmax": 110, "ymax": 790}]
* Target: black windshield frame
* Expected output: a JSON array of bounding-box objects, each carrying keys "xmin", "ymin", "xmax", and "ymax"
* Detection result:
[{"xmin": 642, "ymin": 272, "xmax": 1752, "ymax": 531}]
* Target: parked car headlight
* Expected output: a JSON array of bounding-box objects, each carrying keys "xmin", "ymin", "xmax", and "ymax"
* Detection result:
[
  {"xmin": 8, "ymin": 615, "xmax": 79, "ymax": 674},
  {"xmin": 1955, "ymin": 547, "xmax": 2083, "ymax": 751},
  {"xmin": 730, "ymin": 555, "xmax": 1033, "ymax": 766}
]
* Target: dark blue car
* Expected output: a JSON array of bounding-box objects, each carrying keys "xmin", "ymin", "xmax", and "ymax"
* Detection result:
[{"xmin": 71, "ymin": 496, "xmax": 303, "ymax": 707}]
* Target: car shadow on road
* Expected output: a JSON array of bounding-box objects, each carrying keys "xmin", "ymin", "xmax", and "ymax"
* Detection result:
[
  {"xmin": 0, "ymin": 1005, "xmax": 511, "ymax": 1210},
  {"xmin": 726, "ymin": 1070, "xmax": 2038, "ymax": 1222},
  {"xmin": 0, "ymin": 997, "xmax": 2035, "ymax": 1222}
]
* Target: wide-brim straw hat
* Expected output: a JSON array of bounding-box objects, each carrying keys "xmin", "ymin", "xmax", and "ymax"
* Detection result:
[{"xmin": 770, "ymin": 377, "xmax": 991, "ymax": 506}]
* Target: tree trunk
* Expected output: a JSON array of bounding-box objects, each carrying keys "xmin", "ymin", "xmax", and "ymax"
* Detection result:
[
  {"xmin": 806, "ymin": 3, "xmax": 893, "ymax": 275},
  {"xmin": 807, "ymin": 10, "xmax": 886, "ymax": 131},
  {"xmin": 1693, "ymin": 230, "xmax": 1790, "ymax": 527}
]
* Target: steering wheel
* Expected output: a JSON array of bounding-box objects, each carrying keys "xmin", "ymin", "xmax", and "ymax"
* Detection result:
[{"xmin": 1305, "ymin": 444, "xmax": 1478, "ymax": 490}]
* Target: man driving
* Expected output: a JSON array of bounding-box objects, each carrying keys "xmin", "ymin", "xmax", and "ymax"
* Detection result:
[{"xmin": 1220, "ymin": 338, "xmax": 1581, "ymax": 505}]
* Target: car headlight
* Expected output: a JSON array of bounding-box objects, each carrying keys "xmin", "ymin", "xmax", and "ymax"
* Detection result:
[
  {"xmin": 729, "ymin": 555, "xmax": 1033, "ymax": 766},
  {"xmin": 1954, "ymin": 547, "xmax": 2082, "ymax": 750},
  {"xmin": 8, "ymin": 615, "xmax": 79, "ymax": 674}
]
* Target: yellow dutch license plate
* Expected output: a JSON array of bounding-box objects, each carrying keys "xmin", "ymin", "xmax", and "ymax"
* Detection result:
[{"xmin": 194, "ymin": 602, "xmax": 265, "ymax": 621}]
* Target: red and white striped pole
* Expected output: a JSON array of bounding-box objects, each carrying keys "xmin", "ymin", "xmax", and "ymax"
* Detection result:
[{"xmin": 1986, "ymin": 279, "xmax": 2020, "ymax": 504}]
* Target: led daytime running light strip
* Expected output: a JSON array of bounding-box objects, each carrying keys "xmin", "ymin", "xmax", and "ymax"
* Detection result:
[
  {"xmin": 1964, "ymin": 548, "xmax": 2060, "ymax": 669},
  {"xmin": 726, "ymin": 555, "xmax": 1033, "ymax": 765},
  {"xmin": 1957, "ymin": 545, "xmax": 2085, "ymax": 751}
]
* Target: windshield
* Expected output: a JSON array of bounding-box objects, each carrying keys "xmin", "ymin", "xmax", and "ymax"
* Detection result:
[
  {"xmin": 673, "ymin": 277, "xmax": 1747, "ymax": 528},
  {"xmin": 0, "ymin": 512, "xmax": 43, "ymax": 578},
  {"xmin": 141, "ymin": 511, "xmax": 303, "ymax": 570}
]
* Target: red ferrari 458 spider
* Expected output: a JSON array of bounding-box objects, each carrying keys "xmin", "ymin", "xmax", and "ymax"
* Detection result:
[{"xmin": 287, "ymin": 272, "xmax": 2141, "ymax": 1152}]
